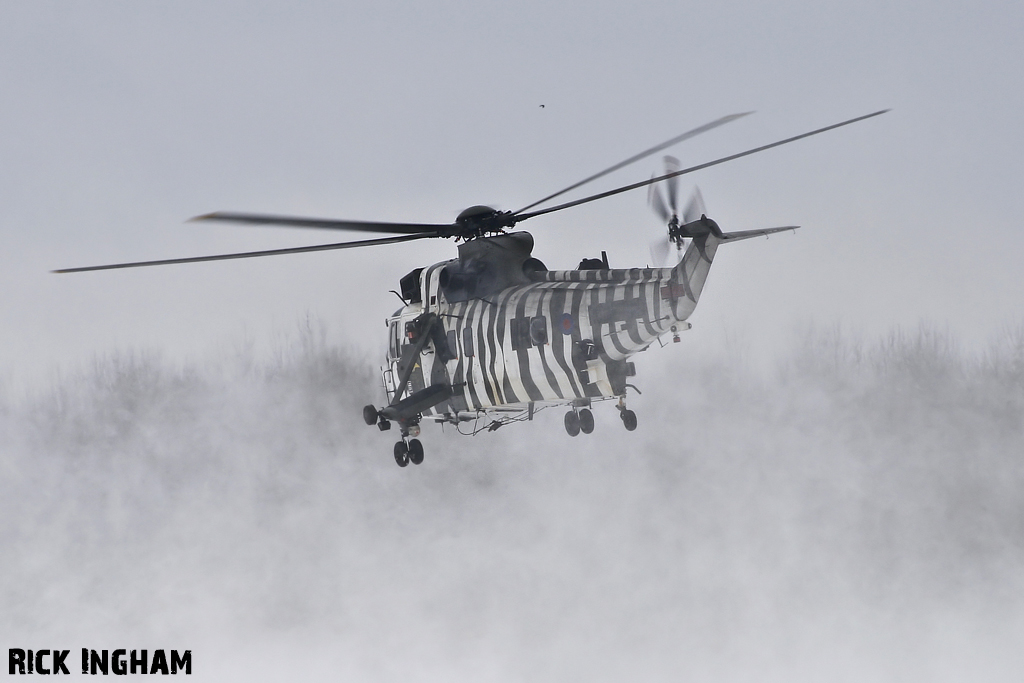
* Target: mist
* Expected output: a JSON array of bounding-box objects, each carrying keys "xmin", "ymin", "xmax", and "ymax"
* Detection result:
[{"xmin": 2, "ymin": 322, "xmax": 1023, "ymax": 681}]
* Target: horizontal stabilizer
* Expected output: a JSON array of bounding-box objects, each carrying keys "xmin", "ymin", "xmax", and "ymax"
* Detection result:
[{"xmin": 720, "ymin": 226, "xmax": 799, "ymax": 243}]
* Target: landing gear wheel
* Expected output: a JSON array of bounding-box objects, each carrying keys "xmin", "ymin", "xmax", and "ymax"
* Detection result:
[
  {"xmin": 564, "ymin": 410, "xmax": 581, "ymax": 437},
  {"xmin": 620, "ymin": 409, "xmax": 638, "ymax": 432},
  {"xmin": 394, "ymin": 441, "xmax": 409, "ymax": 467},
  {"xmin": 408, "ymin": 438, "xmax": 424, "ymax": 465},
  {"xmin": 578, "ymin": 408, "xmax": 595, "ymax": 434},
  {"xmin": 362, "ymin": 405, "xmax": 378, "ymax": 426}
]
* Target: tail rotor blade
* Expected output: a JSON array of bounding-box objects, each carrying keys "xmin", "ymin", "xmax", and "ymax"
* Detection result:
[
  {"xmin": 683, "ymin": 186, "xmax": 706, "ymax": 224},
  {"xmin": 649, "ymin": 238, "xmax": 673, "ymax": 268},
  {"xmin": 663, "ymin": 156, "xmax": 681, "ymax": 216},
  {"xmin": 648, "ymin": 177, "xmax": 671, "ymax": 223}
]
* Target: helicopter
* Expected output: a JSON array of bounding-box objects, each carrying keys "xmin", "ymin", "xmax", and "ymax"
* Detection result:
[{"xmin": 56, "ymin": 109, "xmax": 888, "ymax": 467}]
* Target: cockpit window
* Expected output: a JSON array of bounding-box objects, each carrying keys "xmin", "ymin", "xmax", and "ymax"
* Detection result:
[{"xmin": 399, "ymin": 268, "xmax": 423, "ymax": 304}]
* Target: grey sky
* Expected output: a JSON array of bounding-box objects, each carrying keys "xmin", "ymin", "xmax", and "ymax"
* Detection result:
[{"xmin": 2, "ymin": 1, "xmax": 1023, "ymax": 386}]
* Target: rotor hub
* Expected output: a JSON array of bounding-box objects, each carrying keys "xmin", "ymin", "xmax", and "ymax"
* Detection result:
[{"xmin": 452, "ymin": 205, "xmax": 515, "ymax": 239}]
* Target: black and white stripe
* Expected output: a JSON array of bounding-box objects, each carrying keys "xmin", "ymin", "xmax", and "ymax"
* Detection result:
[{"xmin": 396, "ymin": 234, "xmax": 722, "ymax": 418}]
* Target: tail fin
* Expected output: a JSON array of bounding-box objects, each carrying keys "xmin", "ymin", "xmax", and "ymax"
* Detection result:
[
  {"xmin": 668, "ymin": 227, "xmax": 722, "ymax": 321},
  {"xmin": 667, "ymin": 220, "xmax": 800, "ymax": 321}
]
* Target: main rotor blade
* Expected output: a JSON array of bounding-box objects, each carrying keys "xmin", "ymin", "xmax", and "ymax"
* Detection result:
[
  {"xmin": 514, "ymin": 111, "xmax": 752, "ymax": 214},
  {"xmin": 649, "ymin": 238, "xmax": 674, "ymax": 268},
  {"xmin": 514, "ymin": 109, "xmax": 890, "ymax": 222},
  {"xmin": 52, "ymin": 233, "xmax": 439, "ymax": 273},
  {"xmin": 191, "ymin": 212, "xmax": 454, "ymax": 235}
]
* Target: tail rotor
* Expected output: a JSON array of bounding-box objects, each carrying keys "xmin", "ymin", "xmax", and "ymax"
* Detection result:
[
  {"xmin": 649, "ymin": 155, "xmax": 704, "ymax": 267},
  {"xmin": 682, "ymin": 185, "xmax": 705, "ymax": 225}
]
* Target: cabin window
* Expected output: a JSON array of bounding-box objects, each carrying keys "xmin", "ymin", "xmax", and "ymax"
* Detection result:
[
  {"xmin": 463, "ymin": 327, "xmax": 475, "ymax": 357},
  {"xmin": 530, "ymin": 316, "xmax": 548, "ymax": 345},
  {"xmin": 446, "ymin": 330, "xmax": 458, "ymax": 359},
  {"xmin": 510, "ymin": 318, "xmax": 533, "ymax": 350},
  {"xmin": 389, "ymin": 321, "xmax": 400, "ymax": 359}
]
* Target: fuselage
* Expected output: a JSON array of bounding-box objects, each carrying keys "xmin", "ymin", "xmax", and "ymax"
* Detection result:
[{"xmin": 381, "ymin": 230, "xmax": 719, "ymax": 422}]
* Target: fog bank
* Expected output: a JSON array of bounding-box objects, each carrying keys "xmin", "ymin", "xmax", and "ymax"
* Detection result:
[{"xmin": 2, "ymin": 324, "xmax": 1023, "ymax": 681}]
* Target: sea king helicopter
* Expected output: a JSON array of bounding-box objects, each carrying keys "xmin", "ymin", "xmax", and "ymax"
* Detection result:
[{"xmin": 56, "ymin": 110, "xmax": 887, "ymax": 467}]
